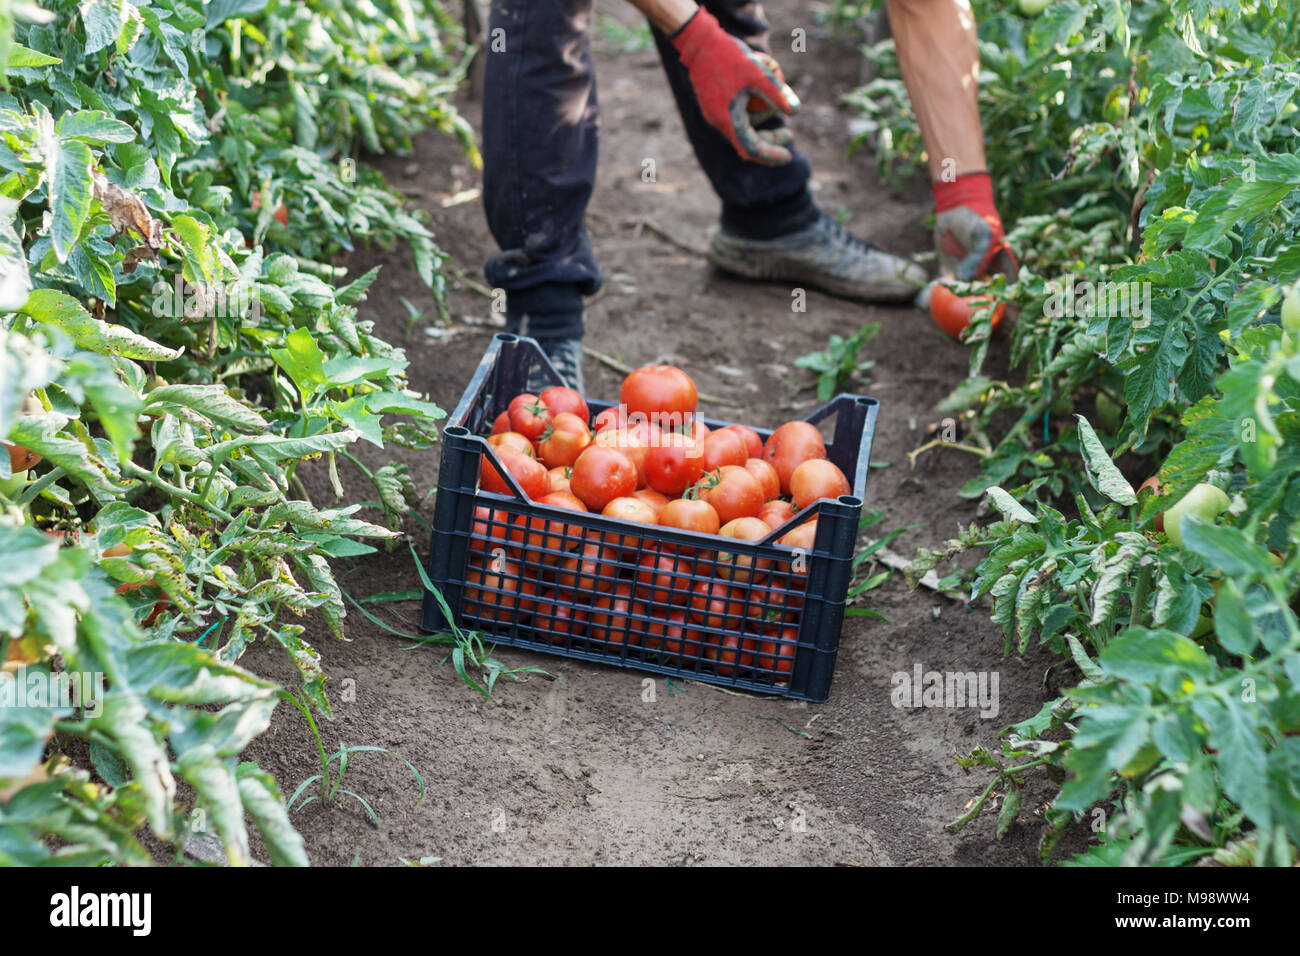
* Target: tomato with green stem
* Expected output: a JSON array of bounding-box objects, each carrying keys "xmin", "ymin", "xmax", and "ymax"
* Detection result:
[
  {"xmin": 507, "ymin": 393, "xmax": 553, "ymax": 441},
  {"xmin": 698, "ymin": 464, "xmax": 764, "ymax": 524},
  {"xmin": 536, "ymin": 412, "xmax": 591, "ymax": 468}
]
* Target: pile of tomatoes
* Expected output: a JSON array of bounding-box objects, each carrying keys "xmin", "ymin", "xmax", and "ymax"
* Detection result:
[{"xmin": 463, "ymin": 364, "xmax": 855, "ymax": 681}]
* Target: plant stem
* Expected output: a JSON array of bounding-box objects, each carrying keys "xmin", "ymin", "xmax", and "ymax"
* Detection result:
[{"xmin": 122, "ymin": 460, "xmax": 235, "ymax": 523}]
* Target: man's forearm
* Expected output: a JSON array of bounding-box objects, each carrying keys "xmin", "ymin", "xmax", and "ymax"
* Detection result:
[
  {"xmin": 625, "ymin": 0, "xmax": 699, "ymax": 35},
  {"xmin": 887, "ymin": 0, "xmax": 987, "ymax": 180}
]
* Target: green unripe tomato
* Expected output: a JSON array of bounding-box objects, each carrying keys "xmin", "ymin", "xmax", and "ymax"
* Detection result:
[
  {"xmin": 1095, "ymin": 391, "xmax": 1124, "ymax": 433},
  {"xmin": 1019, "ymin": 0, "xmax": 1051, "ymax": 14},
  {"xmin": 1281, "ymin": 284, "xmax": 1300, "ymax": 333},
  {"xmin": 1164, "ymin": 483, "xmax": 1231, "ymax": 549}
]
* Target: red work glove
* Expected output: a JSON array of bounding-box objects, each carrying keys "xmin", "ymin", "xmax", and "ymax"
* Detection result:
[
  {"xmin": 671, "ymin": 8, "xmax": 800, "ymax": 166},
  {"xmin": 933, "ymin": 172, "xmax": 1018, "ymax": 281}
]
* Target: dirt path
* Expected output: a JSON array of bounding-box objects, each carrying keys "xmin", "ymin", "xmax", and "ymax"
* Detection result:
[{"xmin": 239, "ymin": 1, "xmax": 1082, "ymax": 866}]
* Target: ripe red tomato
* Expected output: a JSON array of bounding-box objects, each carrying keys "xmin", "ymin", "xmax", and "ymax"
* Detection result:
[
  {"xmin": 589, "ymin": 582, "xmax": 636, "ymax": 646},
  {"xmin": 630, "ymin": 487, "xmax": 670, "ymax": 519},
  {"xmin": 488, "ymin": 431, "xmax": 536, "ymax": 459},
  {"xmin": 569, "ymin": 446, "xmax": 637, "ymax": 511},
  {"xmin": 644, "ymin": 432, "xmax": 705, "ymax": 497},
  {"xmin": 490, "ymin": 411, "xmax": 510, "ymax": 435},
  {"xmin": 763, "ymin": 421, "xmax": 827, "ymax": 495},
  {"xmin": 463, "ymin": 556, "xmax": 537, "ymax": 623},
  {"xmin": 658, "ymin": 498, "xmax": 720, "ymax": 536},
  {"xmin": 557, "ymin": 542, "xmax": 619, "ymax": 592},
  {"xmin": 777, "ymin": 520, "xmax": 819, "ymax": 579},
  {"xmin": 595, "ymin": 427, "xmax": 649, "ymax": 487},
  {"xmin": 635, "ymin": 546, "xmax": 688, "ymax": 605},
  {"xmin": 532, "ymin": 589, "xmax": 588, "ymax": 644},
  {"xmin": 689, "ymin": 579, "xmax": 748, "ymax": 631},
  {"xmin": 621, "ymin": 365, "xmax": 698, "ymax": 427},
  {"xmin": 469, "ymin": 504, "xmax": 515, "ymax": 559},
  {"xmin": 1138, "ymin": 475, "xmax": 1164, "ymax": 532},
  {"xmin": 700, "ymin": 429, "xmax": 748, "ymax": 472},
  {"xmin": 790, "ymin": 459, "xmax": 851, "ymax": 509},
  {"xmin": 717, "ymin": 516, "xmax": 773, "ymax": 582},
  {"xmin": 538, "ymin": 385, "xmax": 589, "ymax": 424},
  {"xmin": 684, "ymin": 416, "xmax": 710, "ymax": 441},
  {"xmin": 592, "ymin": 406, "xmax": 627, "ymax": 433},
  {"xmin": 747, "ymin": 576, "xmax": 804, "ymax": 627},
  {"xmin": 601, "ymin": 496, "xmax": 659, "ymax": 551},
  {"xmin": 704, "ymin": 632, "xmax": 758, "ymax": 677},
  {"xmin": 537, "ymin": 412, "xmax": 592, "ymax": 468},
  {"xmin": 508, "ymin": 393, "xmax": 553, "ymax": 441},
  {"xmin": 639, "ymin": 606, "xmax": 694, "ymax": 657},
  {"xmin": 511, "ymin": 491, "xmax": 588, "ymax": 565},
  {"xmin": 755, "ymin": 627, "xmax": 797, "ymax": 678},
  {"xmin": 481, "ymin": 445, "xmax": 548, "ymax": 499},
  {"xmin": 700, "ymin": 465, "xmax": 764, "ymax": 524},
  {"xmin": 723, "ymin": 425, "xmax": 764, "ymax": 459},
  {"xmin": 929, "ymin": 284, "xmax": 1007, "ymax": 339},
  {"xmin": 547, "ymin": 466, "xmax": 572, "ymax": 494},
  {"xmin": 744, "ymin": 458, "xmax": 781, "ymax": 502},
  {"xmin": 757, "ymin": 499, "xmax": 797, "ymax": 531}
]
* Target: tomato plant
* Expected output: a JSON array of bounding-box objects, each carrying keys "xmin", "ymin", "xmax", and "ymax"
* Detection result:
[{"xmin": 0, "ymin": 0, "xmax": 482, "ymax": 865}]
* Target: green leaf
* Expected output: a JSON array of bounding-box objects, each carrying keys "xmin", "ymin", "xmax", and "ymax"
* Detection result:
[
  {"xmin": 205, "ymin": 0, "xmax": 269, "ymax": 28},
  {"xmin": 236, "ymin": 764, "xmax": 309, "ymax": 867},
  {"xmin": 1178, "ymin": 518, "xmax": 1271, "ymax": 577},
  {"xmin": 21, "ymin": 290, "xmax": 180, "ymax": 360},
  {"xmin": 1057, "ymin": 704, "xmax": 1151, "ymax": 812},
  {"xmin": 55, "ymin": 110, "xmax": 136, "ymax": 144},
  {"xmin": 1098, "ymin": 626, "xmax": 1213, "ymax": 684},
  {"xmin": 143, "ymin": 384, "xmax": 269, "ymax": 430},
  {"xmin": 49, "ymin": 139, "xmax": 94, "ymax": 262},
  {"xmin": 985, "ymin": 485, "xmax": 1038, "ymax": 523},
  {"xmin": 169, "ymin": 214, "xmax": 219, "ymax": 284},
  {"xmin": 269, "ymin": 327, "xmax": 328, "ymax": 400},
  {"xmin": 1193, "ymin": 696, "xmax": 1271, "ymax": 833},
  {"xmin": 5, "ymin": 43, "xmax": 61, "ymax": 68},
  {"xmin": 1074, "ymin": 415, "xmax": 1136, "ymax": 505},
  {"xmin": 0, "ymin": 523, "xmax": 59, "ymax": 586}
]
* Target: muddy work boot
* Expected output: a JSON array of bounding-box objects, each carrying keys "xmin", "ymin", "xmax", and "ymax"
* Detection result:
[
  {"xmin": 529, "ymin": 336, "xmax": 585, "ymax": 395},
  {"xmin": 707, "ymin": 213, "xmax": 927, "ymax": 303}
]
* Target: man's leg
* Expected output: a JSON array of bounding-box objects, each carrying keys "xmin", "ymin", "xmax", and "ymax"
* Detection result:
[
  {"xmin": 651, "ymin": 1, "xmax": 926, "ymax": 301},
  {"xmin": 482, "ymin": 0, "xmax": 598, "ymax": 389}
]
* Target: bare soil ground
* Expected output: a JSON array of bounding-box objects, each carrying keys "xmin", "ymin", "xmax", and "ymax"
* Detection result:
[{"xmin": 238, "ymin": 1, "xmax": 1088, "ymax": 866}]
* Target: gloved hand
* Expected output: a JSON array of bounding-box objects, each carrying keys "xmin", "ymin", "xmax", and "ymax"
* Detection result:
[
  {"xmin": 671, "ymin": 8, "xmax": 800, "ymax": 166},
  {"xmin": 933, "ymin": 172, "xmax": 1018, "ymax": 281}
]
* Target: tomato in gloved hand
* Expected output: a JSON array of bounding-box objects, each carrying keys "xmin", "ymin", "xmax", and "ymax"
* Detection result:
[
  {"xmin": 670, "ymin": 8, "xmax": 800, "ymax": 167},
  {"xmin": 929, "ymin": 284, "xmax": 1007, "ymax": 340}
]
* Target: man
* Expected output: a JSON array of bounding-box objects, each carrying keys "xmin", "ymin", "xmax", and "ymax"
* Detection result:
[{"xmin": 482, "ymin": 0, "xmax": 1013, "ymax": 392}]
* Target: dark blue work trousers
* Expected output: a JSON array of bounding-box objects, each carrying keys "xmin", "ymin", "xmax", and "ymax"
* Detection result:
[{"xmin": 481, "ymin": 0, "xmax": 817, "ymax": 339}]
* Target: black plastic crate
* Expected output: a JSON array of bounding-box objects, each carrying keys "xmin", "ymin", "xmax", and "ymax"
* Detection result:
[{"xmin": 420, "ymin": 334, "xmax": 879, "ymax": 701}]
